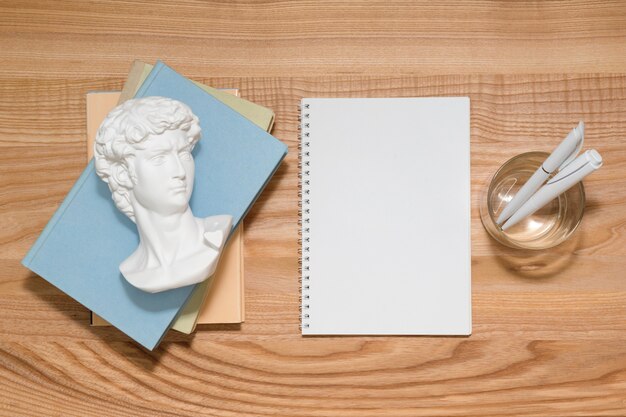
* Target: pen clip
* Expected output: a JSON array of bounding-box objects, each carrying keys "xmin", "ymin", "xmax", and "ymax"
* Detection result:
[
  {"xmin": 557, "ymin": 122, "xmax": 585, "ymax": 171},
  {"xmin": 548, "ymin": 149, "xmax": 602, "ymax": 185}
]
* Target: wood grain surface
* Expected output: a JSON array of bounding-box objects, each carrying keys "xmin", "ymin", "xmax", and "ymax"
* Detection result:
[
  {"xmin": 2, "ymin": 1, "xmax": 626, "ymax": 416},
  {"xmin": 2, "ymin": 0, "xmax": 626, "ymax": 77}
]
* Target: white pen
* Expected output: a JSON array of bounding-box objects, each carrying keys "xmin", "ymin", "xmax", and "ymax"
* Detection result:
[
  {"xmin": 496, "ymin": 121, "xmax": 585, "ymax": 225},
  {"xmin": 501, "ymin": 149, "xmax": 603, "ymax": 231}
]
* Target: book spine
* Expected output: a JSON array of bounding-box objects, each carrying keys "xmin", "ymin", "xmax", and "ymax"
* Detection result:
[{"xmin": 298, "ymin": 100, "xmax": 311, "ymax": 332}]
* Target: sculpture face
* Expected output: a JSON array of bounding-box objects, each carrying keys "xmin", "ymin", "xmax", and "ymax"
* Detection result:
[
  {"xmin": 131, "ymin": 129, "xmax": 195, "ymax": 216},
  {"xmin": 94, "ymin": 96, "xmax": 233, "ymax": 293}
]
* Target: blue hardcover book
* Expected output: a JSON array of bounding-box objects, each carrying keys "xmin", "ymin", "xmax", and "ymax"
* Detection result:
[{"xmin": 22, "ymin": 61, "xmax": 288, "ymax": 350}]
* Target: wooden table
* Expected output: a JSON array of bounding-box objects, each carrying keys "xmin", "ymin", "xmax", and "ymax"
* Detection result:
[{"xmin": 2, "ymin": 2, "xmax": 626, "ymax": 416}]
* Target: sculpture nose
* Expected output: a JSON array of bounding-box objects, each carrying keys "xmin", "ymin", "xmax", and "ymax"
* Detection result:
[{"xmin": 172, "ymin": 154, "xmax": 186, "ymax": 180}]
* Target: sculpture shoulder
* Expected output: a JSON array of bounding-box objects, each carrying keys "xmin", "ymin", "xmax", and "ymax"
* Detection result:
[
  {"xmin": 202, "ymin": 214, "xmax": 233, "ymax": 250},
  {"xmin": 203, "ymin": 214, "xmax": 233, "ymax": 232}
]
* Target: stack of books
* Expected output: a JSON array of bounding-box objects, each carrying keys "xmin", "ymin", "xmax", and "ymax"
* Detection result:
[{"xmin": 22, "ymin": 60, "xmax": 287, "ymax": 350}]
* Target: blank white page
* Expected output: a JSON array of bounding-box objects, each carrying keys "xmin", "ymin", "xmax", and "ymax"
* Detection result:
[{"xmin": 300, "ymin": 98, "xmax": 471, "ymax": 335}]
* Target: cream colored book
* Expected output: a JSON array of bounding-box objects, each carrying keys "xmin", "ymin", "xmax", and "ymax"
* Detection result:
[{"xmin": 87, "ymin": 91, "xmax": 244, "ymax": 329}]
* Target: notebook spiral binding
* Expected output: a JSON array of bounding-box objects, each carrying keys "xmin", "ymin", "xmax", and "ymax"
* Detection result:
[{"xmin": 298, "ymin": 101, "xmax": 311, "ymax": 331}]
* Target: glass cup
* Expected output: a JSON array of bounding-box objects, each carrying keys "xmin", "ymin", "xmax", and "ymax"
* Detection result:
[{"xmin": 480, "ymin": 152, "xmax": 585, "ymax": 250}]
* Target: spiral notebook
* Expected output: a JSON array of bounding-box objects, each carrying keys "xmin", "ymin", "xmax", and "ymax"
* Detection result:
[{"xmin": 299, "ymin": 98, "xmax": 471, "ymax": 335}]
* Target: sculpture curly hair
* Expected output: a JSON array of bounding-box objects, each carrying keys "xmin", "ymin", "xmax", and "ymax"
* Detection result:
[{"xmin": 94, "ymin": 96, "xmax": 201, "ymax": 222}]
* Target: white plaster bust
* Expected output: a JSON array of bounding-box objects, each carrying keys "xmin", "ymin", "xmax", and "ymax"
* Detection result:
[{"xmin": 94, "ymin": 96, "xmax": 232, "ymax": 293}]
